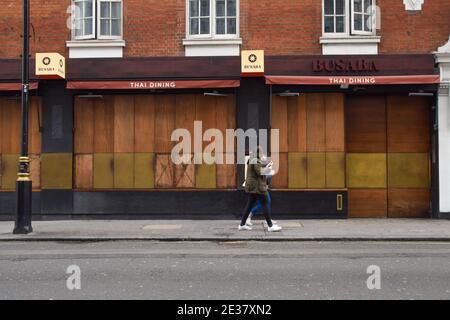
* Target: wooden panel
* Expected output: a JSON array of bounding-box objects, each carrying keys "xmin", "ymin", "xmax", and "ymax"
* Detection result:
[
  {"xmin": 287, "ymin": 95, "xmax": 307, "ymax": 152},
  {"xmin": 307, "ymin": 152, "xmax": 326, "ymax": 188},
  {"xmin": 154, "ymin": 95, "xmax": 176, "ymax": 153},
  {"xmin": 28, "ymin": 97, "xmax": 42, "ymax": 155},
  {"xmin": 217, "ymin": 153, "xmax": 236, "ymax": 188},
  {"xmin": 271, "ymin": 152, "xmax": 288, "ymax": 188},
  {"xmin": 196, "ymin": 163, "xmax": 216, "ymax": 189},
  {"xmin": 29, "ymin": 154, "xmax": 41, "ymax": 190},
  {"xmin": 74, "ymin": 154, "xmax": 93, "ymax": 189},
  {"xmin": 114, "ymin": 153, "xmax": 134, "ymax": 188},
  {"xmin": 272, "ymin": 96, "xmax": 288, "ymax": 153},
  {"xmin": 0, "ymin": 155, "xmax": 2, "ymax": 188},
  {"xmin": 175, "ymin": 158, "xmax": 195, "ymax": 188},
  {"xmin": 346, "ymin": 153, "xmax": 387, "ymax": 188},
  {"xmin": 216, "ymin": 95, "xmax": 236, "ymax": 153},
  {"xmin": 346, "ymin": 96, "xmax": 387, "ymax": 153},
  {"xmin": 326, "ymin": 152, "xmax": 345, "ymax": 188},
  {"xmin": 306, "ymin": 93, "xmax": 326, "ymax": 152},
  {"xmin": 348, "ymin": 189, "xmax": 387, "ymax": 218},
  {"xmin": 114, "ymin": 96, "xmax": 135, "ymax": 153},
  {"xmin": 388, "ymin": 188, "xmax": 431, "ymax": 218},
  {"xmin": 41, "ymin": 153, "xmax": 73, "ymax": 189},
  {"xmin": 93, "ymin": 153, "xmax": 114, "ymax": 189},
  {"xmin": 288, "ymin": 152, "xmax": 307, "ymax": 188},
  {"xmin": 94, "ymin": 96, "xmax": 114, "ymax": 153},
  {"xmin": 134, "ymin": 95, "xmax": 155, "ymax": 153},
  {"xmin": 1, "ymin": 99, "xmax": 21, "ymax": 154},
  {"xmin": 155, "ymin": 154, "xmax": 174, "ymax": 188},
  {"xmin": 196, "ymin": 95, "xmax": 218, "ymax": 152},
  {"xmin": 1, "ymin": 154, "xmax": 19, "ymax": 189},
  {"xmin": 388, "ymin": 153, "xmax": 430, "ymax": 188},
  {"xmin": 0, "ymin": 98, "xmax": 2, "ymax": 155},
  {"xmin": 176, "ymin": 94, "xmax": 197, "ymax": 138},
  {"xmin": 74, "ymin": 97, "xmax": 95, "ymax": 154},
  {"xmin": 134, "ymin": 153, "xmax": 155, "ymax": 189},
  {"xmin": 387, "ymin": 96, "xmax": 430, "ymax": 153},
  {"xmin": 325, "ymin": 93, "xmax": 345, "ymax": 152}
]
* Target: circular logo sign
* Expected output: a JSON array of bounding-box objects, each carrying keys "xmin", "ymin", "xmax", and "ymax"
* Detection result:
[
  {"xmin": 248, "ymin": 54, "xmax": 257, "ymax": 63},
  {"xmin": 42, "ymin": 57, "xmax": 51, "ymax": 65}
]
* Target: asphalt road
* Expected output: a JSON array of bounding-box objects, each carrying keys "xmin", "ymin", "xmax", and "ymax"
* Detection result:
[{"xmin": 0, "ymin": 241, "xmax": 449, "ymax": 300}]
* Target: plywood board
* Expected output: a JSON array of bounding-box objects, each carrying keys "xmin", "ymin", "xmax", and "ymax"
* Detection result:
[
  {"xmin": 74, "ymin": 97, "xmax": 95, "ymax": 154},
  {"xmin": 387, "ymin": 96, "xmax": 430, "ymax": 153},
  {"xmin": 155, "ymin": 154, "xmax": 174, "ymax": 188},
  {"xmin": 175, "ymin": 160, "xmax": 195, "ymax": 188},
  {"xmin": 114, "ymin": 153, "xmax": 134, "ymax": 189},
  {"xmin": 93, "ymin": 153, "xmax": 114, "ymax": 189},
  {"xmin": 134, "ymin": 95, "xmax": 155, "ymax": 153},
  {"xmin": 94, "ymin": 96, "xmax": 114, "ymax": 153},
  {"xmin": 325, "ymin": 93, "xmax": 345, "ymax": 152},
  {"xmin": 306, "ymin": 93, "xmax": 326, "ymax": 152},
  {"xmin": 0, "ymin": 154, "xmax": 19, "ymax": 189},
  {"xmin": 114, "ymin": 96, "xmax": 135, "ymax": 153},
  {"xmin": 154, "ymin": 95, "xmax": 176, "ymax": 153},
  {"xmin": 387, "ymin": 153, "xmax": 430, "ymax": 188},
  {"xmin": 388, "ymin": 188, "xmax": 431, "ymax": 218},
  {"xmin": 288, "ymin": 152, "xmax": 307, "ymax": 188},
  {"xmin": 269, "ymin": 152, "xmax": 287, "ymax": 189},
  {"xmin": 346, "ymin": 96, "xmax": 387, "ymax": 153},
  {"xmin": 195, "ymin": 163, "xmax": 216, "ymax": 189},
  {"xmin": 326, "ymin": 152, "xmax": 345, "ymax": 188},
  {"xmin": 1, "ymin": 99, "xmax": 21, "ymax": 154},
  {"xmin": 28, "ymin": 97, "xmax": 42, "ymax": 155},
  {"xmin": 217, "ymin": 153, "xmax": 236, "ymax": 188},
  {"xmin": 346, "ymin": 153, "xmax": 387, "ymax": 188},
  {"xmin": 74, "ymin": 154, "xmax": 93, "ymax": 189},
  {"xmin": 307, "ymin": 152, "xmax": 326, "ymax": 188},
  {"xmin": 29, "ymin": 154, "xmax": 41, "ymax": 190},
  {"xmin": 134, "ymin": 153, "xmax": 155, "ymax": 189},
  {"xmin": 272, "ymin": 96, "xmax": 289, "ymax": 153},
  {"xmin": 348, "ymin": 189, "xmax": 387, "ymax": 218},
  {"xmin": 287, "ymin": 95, "xmax": 307, "ymax": 153}
]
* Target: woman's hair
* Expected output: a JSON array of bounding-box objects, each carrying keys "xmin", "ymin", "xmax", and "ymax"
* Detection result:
[{"xmin": 250, "ymin": 145, "xmax": 266, "ymax": 159}]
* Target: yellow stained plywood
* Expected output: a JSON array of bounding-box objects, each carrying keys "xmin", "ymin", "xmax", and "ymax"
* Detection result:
[
  {"xmin": 93, "ymin": 153, "xmax": 114, "ymax": 189},
  {"xmin": 134, "ymin": 153, "xmax": 155, "ymax": 189},
  {"xmin": 326, "ymin": 152, "xmax": 345, "ymax": 189},
  {"xmin": 288, "ymin": 152, "xmax": 307, "ymax": 188},
  {"xmin": 29, "ymin": 154, "xmax": 41, "ymax": 190},
  {"xmin": 196, "ymin": 163, "xmax": 217, "ymax": 189},
  {"xmin": 1, "ymin": 154, "xmax": 19, "ymax": 189},
  {"xmin": 346, "ymin": 153, "xmax": 387, "ymax": 188},
  {"xmin": 388, "ymin": 153, "xmax": 430, "ymax": 188},
  {"xmin": 114, "ymin": 153, "xmax": 134, "ymax": 189},
  {"xmin": 41, "ymin": 153, "xmax": 73, "ymax": 189},
  {"xmin": 307, "ymin": 153, "xmax": 326, "ymax": 189}
]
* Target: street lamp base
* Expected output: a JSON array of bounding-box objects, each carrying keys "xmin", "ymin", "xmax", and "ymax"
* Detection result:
[{"xmin": 14, "ymin": 180, "xmax": 33, "ymax": 234}]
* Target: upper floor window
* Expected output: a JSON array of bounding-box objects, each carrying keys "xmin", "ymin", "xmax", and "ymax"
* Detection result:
[
  {"xmin": 323, "ymin": 0, "xmax": 376, "ymax": 36},
  {"xmin": 72, "ymin": 0, "xmax": 123, "ymax": 40},
  {"xmin": 187, "ymin": 0, "xmax": 239, "ymax": 38}
]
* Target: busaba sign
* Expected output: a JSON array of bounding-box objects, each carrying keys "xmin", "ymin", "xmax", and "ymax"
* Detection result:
[{"xmin": 313, "ymin": 59, "xmax": 378, "ymax": 72}]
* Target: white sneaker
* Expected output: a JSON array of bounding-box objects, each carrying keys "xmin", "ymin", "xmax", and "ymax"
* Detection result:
[
  {"xmin": 238, "ymin": 225, "xmax": 252, "ymax": 231},
  {"xmin": 245, "ymin": 218, "xmax": 253, "ymax": 226},
  {"xmin": 268, "ymin": 224, "xmax": 282, "ymax": 232},
  {"xmin": 263, "ymin": 220, "xmax": 277, "ymax": 226}
]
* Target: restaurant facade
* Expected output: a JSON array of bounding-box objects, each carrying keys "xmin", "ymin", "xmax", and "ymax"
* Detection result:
[{"xmin": 0, "ymin": 0, "xmax": 449, "ymax": 219}]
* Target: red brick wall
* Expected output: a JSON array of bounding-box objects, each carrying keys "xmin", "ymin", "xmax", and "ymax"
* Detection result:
[{"xmin": 0, "ymin": 0, "xmax": 449, "ymax": 59}]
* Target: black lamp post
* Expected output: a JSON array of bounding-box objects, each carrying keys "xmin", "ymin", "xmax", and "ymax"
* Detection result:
[{"xmin": 13, "ymin": 0, "xmax": 32, "ymax": 234}]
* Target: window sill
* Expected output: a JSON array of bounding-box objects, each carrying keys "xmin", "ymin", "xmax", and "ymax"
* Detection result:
[
  {"xmin": 320, "ymin": 36, "xmax": 381, "ymax": 55},
  {"xmin": 183, "ymin": 38, "xmax": 242, "ymax": 57},
  {"xmin": 66, "ymin": 40, "xmax": 126, "ymax": 58}
]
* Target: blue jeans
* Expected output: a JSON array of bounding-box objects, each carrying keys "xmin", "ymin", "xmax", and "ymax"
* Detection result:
[{"xmin": 250, "ymin": 192, "xmax": 271, "ymax": 215}]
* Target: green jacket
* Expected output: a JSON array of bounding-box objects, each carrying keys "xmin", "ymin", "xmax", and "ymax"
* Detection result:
[{"xmin": 245, "ymin": 159, "xmax": 268, "ymax": 195}]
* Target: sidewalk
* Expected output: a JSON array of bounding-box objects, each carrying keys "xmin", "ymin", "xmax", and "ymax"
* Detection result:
[{"xmin": 1, "ymin": 218, "xmax": 450, "ymax": 241}]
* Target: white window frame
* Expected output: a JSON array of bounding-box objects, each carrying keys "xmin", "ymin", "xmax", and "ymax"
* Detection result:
[
  {"xmin": 97, "ymin": 0, "xmax": 123, "ymax": 40},
  {"xmin": 322, "ymin": 0, "xmax": 376, "ymax": 37},
  {"xmin": 186, "ymin": 0, "xmax": 239, "ymax": 40},
  {"xmin": 351, "ymin": 0, "xmax": 376, "ymax": 35},
  {"xmin": 71, "ymin": 0, "xmax": 123, "ymax": 41},
  {"xmin": 73, "ymin": 0, "xmax": 96, "ymax": 40}
]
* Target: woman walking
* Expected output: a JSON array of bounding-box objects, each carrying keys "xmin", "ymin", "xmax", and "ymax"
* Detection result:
[{"xmin": 239, "ymin": 146, "xmax": 282, "ymax": 232}]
